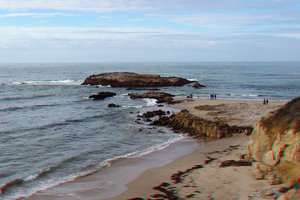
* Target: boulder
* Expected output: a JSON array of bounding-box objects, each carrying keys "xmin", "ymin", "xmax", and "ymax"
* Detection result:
[
  {"xmin": 247, "ymin": 97, "xmax": 300, "ymax": 188},
  {"xmin": 108, "ymin": 103, "xmax": 121, "ymax": 107},
  {"xmin": 141, "ymin": 110, "xmax": 167, "ymax": 119},
  {"xmin": 193, "ymin": 82, "xmax": 206, "ymax": 89},
  {"xmin": 88, "ymin": 91, "xmax": 116, "ymax": 100},
  {"xmin": 82, "ymin": 72, "xmax": 193, "ymax": 87}
]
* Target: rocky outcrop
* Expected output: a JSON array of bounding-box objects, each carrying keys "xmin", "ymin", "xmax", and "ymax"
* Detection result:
[
  {"xmin": 151, "ymin": 109, "xmax": 253, "ymax": 139},
  {"xmin": 108, "ymin": 103, "xmax": 121, "ymax": 107},
  {"xmin": 130, "ymin": 91, "xmax": 174, "ymax": 99},
  {"xmin": 126, "ymin": 88, "xmax": 160, "ymax": 91},
  {"xmin": 129, "ymin": 91, "xmax": 179, "ymax": 104},
  {"xmin": 88, "ymin": 91, "xmax": 116, "ymax": 100},
  {"xmin": 141, "ymin": 110, "xmax": 167, "ymax": 119},
  {"xmin": 247, "ymin": 97, "xmax": 300, "ymax": 189},
  {"xmin": 193, "ymin": 82, "xmax": 206, "ymax": 89},
  {"xmin": 82, "ymin": 72, "xmax": 193, "ymax": 87}
]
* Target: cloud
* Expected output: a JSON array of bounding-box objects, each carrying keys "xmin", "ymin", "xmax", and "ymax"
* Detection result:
[
  {"xmin": 0, "ymin": 0, "xmax": 298, "ymax": 12},
  {"xmin": 0, "ymin": 0, "xmax": 141, "ymax": 12},
  {"xmin": 0, "ymin": 12, "xmax": 69, "ymax": 18},
  {"xmin": 157, "ymin": 10, "xmax": 300, "ymax": 29}
]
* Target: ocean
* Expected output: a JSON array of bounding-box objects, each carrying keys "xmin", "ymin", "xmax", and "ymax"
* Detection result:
[{"xmin": 0, "ymin": 62, "xmax": 299, "ymax": 199}]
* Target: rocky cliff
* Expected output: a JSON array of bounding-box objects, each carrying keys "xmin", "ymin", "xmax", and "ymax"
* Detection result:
[
  {"xmin": 247, "ymin": 97, "xmax": 300, "ymax": 189},
  {"xmin": 152, "ymin": 109, "xmax": 253, "ymax": 139},
  {"xmin": 82, "ymin": 72, "xmax": 193, "ymax": 87}
]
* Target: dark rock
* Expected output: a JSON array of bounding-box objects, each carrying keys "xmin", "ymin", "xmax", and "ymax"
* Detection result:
[
  {"xmin": 108, "ymin": 103, "xmax": 121, "ymax": 107},
  {"xmin": 126, "ymin": 87, "xmax": 160, "ymax": 91},
  {"xmin": 193, "ymin": 82, "xmax": 206, "ymax": 89},
  {"xmin": 279, "ymin": 187, "xmax": 289, "ymax": 193},
  {"xmin": 151, "ymin": 116, "xmax": 170, "ymax": 126},
  {"xmin": 130, "ymin": 91, "xmax": 174, "ymax": 100},
  {"xmin": 142, "ymin": 110, "xmax": 167, "ymax": 118},
  {"xmin": 129, "ymin": 91, "xmax": 178, "ymax": 104},
  {"xmin": 88, "ymin": 91, "xmax": 116, "ymax": 100},
  {"xmin": 82, "ymin": 72, "xmax": 193, "ymax": 87},
  {"xmin": 219, "ymin": 160, "xmax": 252, "ymax": 167}
]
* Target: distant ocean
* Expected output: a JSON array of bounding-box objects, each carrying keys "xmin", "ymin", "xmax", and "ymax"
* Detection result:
[{"xmin": 0, "ymin": 62, "xmax": 299, "ymax": 199}]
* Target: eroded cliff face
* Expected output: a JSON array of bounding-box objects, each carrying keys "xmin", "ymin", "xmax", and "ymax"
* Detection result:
[
  {"xmin": 152, "ymin": 109, "xmax": 253, "ymax": 139},
  {"xmin": 247, "ymin": 97, "xmax": 300, "ymax": 188}
]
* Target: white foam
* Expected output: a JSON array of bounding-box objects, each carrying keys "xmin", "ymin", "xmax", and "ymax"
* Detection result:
[
  {"xmin": 131, "ymin": 134, "xmax": 185, "ymax": 158},
  {"xmin": 122, "ymin": 105, "xmax": 143, "ymax": 108},
  {"xmin": 95, "ymin": 85, "xmax": 111, "ymax": 88},
  {"xmin": 228, "ymin": 93, "xmax": 258, "ymax": 97},
  {"xmin": 11, "ymin": 79, "xmax": 82, "ymax": 86},
  {"xmin": 187, "ymin": 78, "xmax": 197, "ymax": 81},
  {"xmin": 143, "ymin": 98, "xmax": 157, "ymax": 106},
  {"xmin": 24, "ymin": 173, "xmax": 39, "ymax": 182}
]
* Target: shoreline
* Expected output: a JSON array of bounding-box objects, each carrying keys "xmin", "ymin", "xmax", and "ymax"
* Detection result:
[
  {"xmin": 29, "ymin": 98, "xmax": 287, "ymax": 200},
  {"xmin": 28, "ymin": 138, "xmax": 202, "ymax": 200}
]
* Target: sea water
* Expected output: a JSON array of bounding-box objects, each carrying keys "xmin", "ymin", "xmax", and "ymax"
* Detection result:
[{"xmin": 0, "ymin": 62, "xmax": 299, "ymax": 199}]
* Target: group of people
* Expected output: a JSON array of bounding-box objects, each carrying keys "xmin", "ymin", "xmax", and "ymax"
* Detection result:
[
  {"xmin": 263, "ymin": 99, "xmax": 269, "ymax": 105},
  {"xmin": 210, "ymin": 94, "xmax": 217, "ymax": 100}
]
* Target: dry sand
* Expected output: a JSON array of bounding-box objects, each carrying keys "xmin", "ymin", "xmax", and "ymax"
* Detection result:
[
  {"xmin": 172, "ymin": 98, "xmax": 285, "ymax": 126},
  {"xmin": 106, "ymin": 98, "xmax": 286, "ymax": 200}
]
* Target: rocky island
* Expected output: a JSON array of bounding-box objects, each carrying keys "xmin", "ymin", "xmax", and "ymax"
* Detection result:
[{"xmin": 82, "ymin": 72, "xmax": 193, "ymax": 87}]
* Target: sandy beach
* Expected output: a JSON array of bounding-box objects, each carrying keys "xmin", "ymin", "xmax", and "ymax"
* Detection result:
[{"xmin": 106, "ymin": 98, "xmax": 286, "ymax": 200}]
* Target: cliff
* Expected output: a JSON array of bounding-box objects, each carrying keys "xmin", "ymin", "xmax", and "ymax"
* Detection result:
[
  {"xmin": 81, "ymin": 72, "xmax": 193, "ymax": 87},
  {"xmin": 247, "ymin": 97, "xmax": 300, "ymax": 189}
]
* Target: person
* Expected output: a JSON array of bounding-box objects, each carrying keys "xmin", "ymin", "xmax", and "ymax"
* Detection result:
[
  {"xmin": 263, "ymin": 99, "xmax": 266, "ymax": 105},
  {"xmin": 266, "ymin": 99, "xmax": 269, "ymax": 104},
  {"xmin": 214, "ymin": 94, "xmax": 217, "ymax": 99}
]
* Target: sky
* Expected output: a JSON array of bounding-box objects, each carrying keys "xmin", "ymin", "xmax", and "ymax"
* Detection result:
[{"xmin": 0, "ymin": 0, "xmax": 300, "ymax": 62}]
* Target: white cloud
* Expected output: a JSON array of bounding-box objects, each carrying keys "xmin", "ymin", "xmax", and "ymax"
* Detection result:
[
  {"xmin": 0, "ymin": 26, "xmax": 195, "ymax": 49},
  {"xmin": 0, "ymin": 0, "xmax": 298, "ymax": 12},
  {"xmin": 0, "ymin": 0, "xmax": 141, "ymax": 12},
  {"xmin": 0, "ymin": 12, "xmax": 69, "ymax": 18},
  {"xmin": 161, "ymin": 11, "xmax": 300, "ymax": 30}
]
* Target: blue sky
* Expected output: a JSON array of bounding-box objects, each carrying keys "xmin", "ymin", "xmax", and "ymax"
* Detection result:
[{"xmin": 0, "ymin": 0, "xmax": 300, "ymax": 62}]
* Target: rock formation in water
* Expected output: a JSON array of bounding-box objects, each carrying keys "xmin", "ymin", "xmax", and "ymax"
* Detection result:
[
  {"xmin": 88, "ymin": 91, "xmax": 116, "ymax": 100},
  {"xmin": 129, "ymin": 91, "xmax": 173, "ymax": 99},
  {"xmin": 129, "ymin": 91, "xmax": 181, "ymax": 104},
  {"xmin": 247, "ymin": 97, "xmax": 300, "ymax": 190},
  {"xmin": 193, "ymin": 82, "xmax": 206, "ymax": 89},
  {"xmin": 151, "ymin": 109, "xmax": 253, "ymax": 139},
  {"xmin": 108, "ymin": 103, "xmax": 121, "ymax": 107},
  {"xmin": 82, "ymin": 72, "xmax": 193, "ymax": 87}
]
